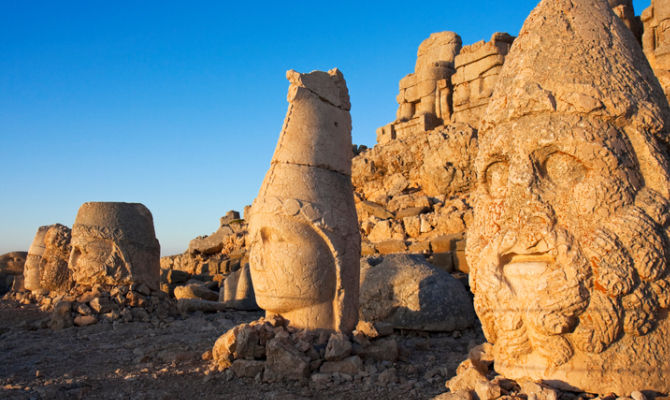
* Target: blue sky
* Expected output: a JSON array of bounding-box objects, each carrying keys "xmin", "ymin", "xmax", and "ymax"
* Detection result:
[{"xmin": 0, "ymin": 0, "xmax": 652, "ymax": 256}]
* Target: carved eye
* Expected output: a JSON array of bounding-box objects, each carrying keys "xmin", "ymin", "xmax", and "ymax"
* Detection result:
[
  {"xmin": 485, "ymin": 161, "xmax": 509, "ymax": 198},
  {"xmin": 543, "ymin": 152, "xmax": 586, "ymax": 188}
]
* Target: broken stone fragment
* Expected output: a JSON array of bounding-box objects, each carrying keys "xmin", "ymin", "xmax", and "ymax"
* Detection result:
[
  {"xmin": 231, "ymin": 359, "xmax": 264, "ymax": 378},
  {"xmin": 73, "ymin": 315, "xmax": 97, "ymax": 327},
  {"xmin": 324, "ymin": 332, "xmax": 352, "ymax": 361},
  {"xmin": 177, "ymin": 298, "xmax": 226, "ymax": 314},
  {"xmin": 173, "ymin": 283, "xmax": 218, "ymax": 302},
  {"xmin": 319, "ymin": 355, "xmax": 362, "ymax": 376},
  {"xmin": 263, "ymin": 336, "xmax": 310, "ymax": 382}
]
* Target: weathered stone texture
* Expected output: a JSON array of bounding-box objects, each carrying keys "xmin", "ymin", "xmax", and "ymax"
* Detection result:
[
  {"xmin": 609, "ymin": 0, "xmax": 643, "ymax": 43},
  {"xmin": 23, "ymin": 225, "xmax": 50, "ymax": 292},
  {"xmin": 219, "ymin": 263, "xmax": 258, "ymax": 311},
  {"xmin": 352, "ymin": 124, "xmax": 476, "ymax": 265},
  {"xmin": 248, "ymin": 68, "xmax": 360, "ymax": 332},
  {"xmin": 377, "ymin": 32, "xmax": 462, "ymax": 144},
  {"xmin": 642, "ymin": 0, "xmax": 670, "ymax": 103},
  {"xmin": 69, "ymin": 202, "xmax": 161, "ymax": 290},
  {"xmin": 451, "ymin": 32, "xmax": 514, "ymax": 128},
  {"xmin": 0, "ymin": 251, "xmax": 27, "ymax": 294},
  {"xmin": 38, "ymin": 224, "xmax": 72, "ymax": 292},
  {"xmin": 467, "ymin": 0, "xmax": 670, "ymax": 394},
  {"xmin": 360, "ymin": 254, "xmax": 474, "ymax": 332}
]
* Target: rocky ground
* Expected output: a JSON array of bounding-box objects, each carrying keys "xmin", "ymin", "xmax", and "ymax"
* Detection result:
[{"xmin": 0, "ymin": 299, "xmax": 484, "ymax": 400}]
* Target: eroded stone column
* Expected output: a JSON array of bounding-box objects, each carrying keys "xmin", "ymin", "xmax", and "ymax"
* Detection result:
[
  {"xmin": 467, "ymin": 0, "xmax": 670, "ymax": 394},
  {"xmin": 69, "ymin": 202, "xmax": 161, "ymax": 290},
  {"xmin": 248, "ymin": 68, "xmax": 360, "ymax": 333}
]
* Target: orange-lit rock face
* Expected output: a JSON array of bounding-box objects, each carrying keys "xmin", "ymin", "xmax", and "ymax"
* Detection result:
[{"xmin": 249, "ymin": 215, "xmax": 336, "ymax": 313}]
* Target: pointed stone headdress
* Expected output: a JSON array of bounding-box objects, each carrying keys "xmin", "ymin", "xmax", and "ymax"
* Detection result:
[
  {"xmin": 481, "ymin": 0, "xmax": 670, "ymax": 197},
  {"xmin": 248, "ymin": 68, "xmax": 360, "ymax": 333}
]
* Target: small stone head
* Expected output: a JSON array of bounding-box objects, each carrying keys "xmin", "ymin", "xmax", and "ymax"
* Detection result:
[{"xmin": 69, "ymin": 202, "xmax": 160, "ymax": 290}]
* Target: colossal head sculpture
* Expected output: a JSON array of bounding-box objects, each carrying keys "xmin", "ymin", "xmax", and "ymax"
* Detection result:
[
  {"xmin": 24, "ymin": 225, "xmax": 50, "ymax": 292},
  {"xmin": 248, "ymin": 69, "xmax": 360, "ymax": 333},
  {"xmin": 69, "ymin": 202, "xmax": 160, "ymax": 290},
  {"xmin": 39, "ymin": 223, "xmax": 72, "ymax": 292},
  {"xmin": 467, "ymin": 0, "xmax": 670, "ymax": 394}
]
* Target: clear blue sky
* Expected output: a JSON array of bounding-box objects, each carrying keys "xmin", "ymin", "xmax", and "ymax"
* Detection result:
[{"xmin": 0, "ymin": 0, "xmax": 651, "ymax": 256}]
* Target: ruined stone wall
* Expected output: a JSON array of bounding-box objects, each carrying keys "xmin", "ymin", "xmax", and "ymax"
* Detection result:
[
  {"xmin": 451, "ymin": 33, "xmax": 514, "ymax": 127},
  {"xmin": 642, "ymin": 0, "xmax": 670, "ymax": 103}
]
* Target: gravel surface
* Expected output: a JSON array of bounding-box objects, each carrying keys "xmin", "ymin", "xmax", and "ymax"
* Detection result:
[{"xmin": 0, "ymin": 299, "xmax": 484, "ymax": 399}]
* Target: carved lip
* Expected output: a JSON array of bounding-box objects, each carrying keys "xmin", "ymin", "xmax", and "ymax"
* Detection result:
[
  {"xmin": 501, "ymin": 253, "xmax": 554, "ymax": 278},
  {"xmin": 502, "ymin": 253, "xmax": 554, "ymax": 264}
]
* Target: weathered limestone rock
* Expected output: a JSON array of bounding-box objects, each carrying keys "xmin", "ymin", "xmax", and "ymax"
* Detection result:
[
  {"xmin": 38, "ymin": 224, "xmax": 72, "ymax": 292},
  {"xmin": 352, "ymin": 124, "xmax": 477, "ymax": 257},
  {"xmin": 160, "ymin": 210, "xmax": 248, "ymax": 294},
  {"xmin": 263, "ymin": 335, "xmax": 311, "ymax": 382},
  {"xmin": 173, "ymin": 283, "xmax": 219, "ymax": 301},
  {"xmin": 69, "ymin": 202, "xmax": 161, "ymax": 290},
  {"xmin": 451, "ymin": 32, "xmax": 514, "ymax": 128},
  {"xmin": 609, "ymin": 0, "xmax": 642, "ymax": 44},
  {"xmin": 360, "ymin": 255, "xmax": 474, "ymax": 332},
  {"xmin": 248, "ymin": 69, "xmax": 360, "ymax": 333},
  {"xmin": 219, "ymin": 263, "xmax": 258, "ymax": 310},
  {"xmin": 177, "ymin": 298, "xmax": 227, "ymax": 313},
  {"xmin": 468, "ymin": 0, "xmax": 670, "ymax": 394},
  {"xmin": 642, "ymin": 0, "xmax": 670, "ymax": 103},
  {"xmin": 24, "ymin": 225, "xmax": 50, "ymax": 292},
  {"xmin": 377, "ymin": 32, "xmax": 462, "ymax": 144}
]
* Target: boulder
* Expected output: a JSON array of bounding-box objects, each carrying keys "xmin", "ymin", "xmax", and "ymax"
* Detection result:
[
  {"xmin": 219, "ymin": 263, "xmax": 258, "ymax": 310},
  {"xmin": 173, "ymin": 283, "xmax": 219, "ymax": 301},
  {"xmin": 360, "ymin": 254, "xmax": 474, "ymax": 331},
  {"xmin": 263, "ymin": 336, "xmax": 310, "ymax": 382}
]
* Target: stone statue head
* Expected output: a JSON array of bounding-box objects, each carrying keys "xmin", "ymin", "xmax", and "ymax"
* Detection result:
[
  {"xmin": 248, "ymin": 68, "xmax": 360, "ymax": 333},
  {"xmin": 467, "ymin": 0, "xmax": 670, "ymax": 393},
  {"xmin": 69, "ymin": 202, "xmax": 161, "ymax": 290}
]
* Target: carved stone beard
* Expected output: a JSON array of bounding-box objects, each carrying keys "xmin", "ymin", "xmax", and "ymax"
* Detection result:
[
  {"xmin": 470, "ymin": 224, "xmax": 590, "ymax": 366},
  {"xmin": 470, "ymin": 188, "xmax": 670, "ymax": 367}
]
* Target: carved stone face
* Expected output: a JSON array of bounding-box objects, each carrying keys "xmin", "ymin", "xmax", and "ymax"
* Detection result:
[
  {"xmin": 69, "ymin": 236, "xmax": 120, "ymax": 283},
  {"xmin": 249, "ymin": 214, "xmax": 336, "ymax": 314},
  {"xmin": 468, "ymin": 112, "xmax": 669, "ymax": 365},
  {"xmin": 68, "ymin": 202, "xmax": 161, "ymax": 290}
]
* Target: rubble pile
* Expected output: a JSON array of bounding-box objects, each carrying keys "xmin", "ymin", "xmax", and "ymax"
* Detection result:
[{"xmin": 210, "ymin": 314, "xmax": 410, "ymax": 388}]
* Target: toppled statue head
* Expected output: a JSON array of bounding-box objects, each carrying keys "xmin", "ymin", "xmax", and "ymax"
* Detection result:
[
  {"xmin": 248, "ymin": 68, "xmax": 360, "ymax": 333},
  {"xmin": 467, "ymin": 0, "xmax": 670, "ymax": 394},
  {"xmin": 69, "ymin": 202, "xmax": 161, "ymax": 290}
]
